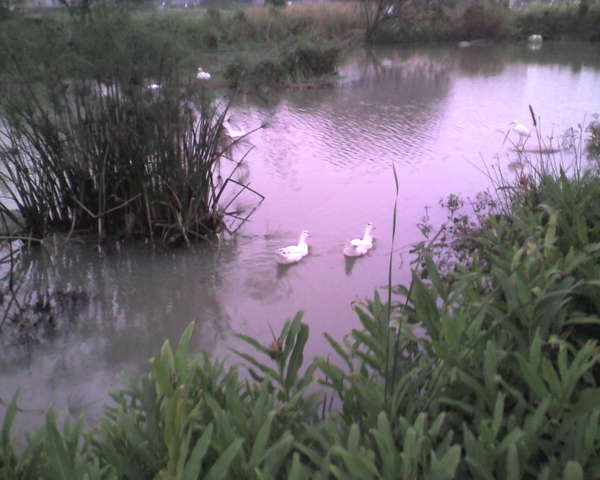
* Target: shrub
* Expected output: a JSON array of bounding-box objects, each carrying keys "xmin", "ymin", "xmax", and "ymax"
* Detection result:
[
  {"xmin": 587, "ymin": 119, "xmax": 600, "ymax": 157},
  {"xmin": 281, "ymin": 42, "xmax": 339, "ymax": 80},
  {"xmin": 251, "ymin": 59, "xmax": 286, "ymax": 85},
  {"xmin": 460, "ymin": 1, "xmax": 511, "ymax": 39},
  {"xmin": 223, "ymin": 57, "xmax": 249, "ymax": 86}
]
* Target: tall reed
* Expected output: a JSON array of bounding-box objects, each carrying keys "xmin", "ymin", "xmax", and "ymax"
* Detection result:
[{"xmin": 0, "ymin": 6, "xmax": 261, "ymax": 244}]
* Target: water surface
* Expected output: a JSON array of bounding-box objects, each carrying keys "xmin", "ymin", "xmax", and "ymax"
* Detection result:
[{"xmin": 2, "ymin": 41, "xmax": 599, "ymax": 429}]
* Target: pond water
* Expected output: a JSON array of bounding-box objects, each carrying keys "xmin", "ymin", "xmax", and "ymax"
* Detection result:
[{"xmin": 1, "ymin": 41, "xmax": 600, "ymax": 430}]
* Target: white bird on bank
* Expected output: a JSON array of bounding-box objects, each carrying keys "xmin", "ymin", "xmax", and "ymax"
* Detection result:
[
  {"xmin": 528, "ymin": 34, "xmax": 543, "ymax": 43},
  {"xmin": 197, "ymin": 67, "xmax": 211, "ymax": 80},
  {"xmin": 276, "ymin": 231, "xmax": 310, "ymax": 264},
  {"xmin": 343, "ymin": 223, "xmax": 375, "ymax": 257}
]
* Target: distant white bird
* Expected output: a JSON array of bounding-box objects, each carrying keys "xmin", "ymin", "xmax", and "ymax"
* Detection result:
[
  {"xmin": 276, "ymin": 231, "xmax": 310, "ymax": 264},
  {"xmin": 197, "ymin": 67, "xmax": 211, "ymax": 80},
  {"xmin": 343, "ymin": 223, "xmax": 375, "ymax": 257},
  {"xmin": 147, "ymin": 83, "xmax": 160, "ymax": 90},
  {"xmin": 528, "ymin": 34, "xmax": 543, "ymax": 43},
  {"xmin": 511, "ymin": 121, "xmax": 530, "ymax": 137},
  {"xmin": 509, "ymin": 121, "xmax": 531, "ymax": 148}
]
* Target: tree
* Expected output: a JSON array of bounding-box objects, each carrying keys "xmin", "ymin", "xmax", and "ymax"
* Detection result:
[{"xmin": 361, "ymin": 0, "xmax": 410, "ymax": 43}]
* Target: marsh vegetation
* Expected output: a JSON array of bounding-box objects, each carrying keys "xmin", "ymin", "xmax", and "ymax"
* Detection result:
[
  {"xmin": 0, "ymin": 2, "xmax": 599, "ymax": 478},
  {"xmin": 0, "ymin": 6, "xmax": 266, "ymax": 243}
]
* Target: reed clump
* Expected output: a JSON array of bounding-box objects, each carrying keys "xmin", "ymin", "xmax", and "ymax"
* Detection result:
[{"xmin": 0, "ymin": 6, "xmax": 259, "ymax": 244}]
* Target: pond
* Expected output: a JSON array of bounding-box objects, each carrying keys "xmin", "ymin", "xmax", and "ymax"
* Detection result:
[{"xmin": 1, "ymin": 41, "xmax": 599, "ymax": 430}]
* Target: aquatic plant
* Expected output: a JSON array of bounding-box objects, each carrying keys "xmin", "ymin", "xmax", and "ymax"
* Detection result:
[
  {"xmin": 587, "ymin": 118, "xmax": 600, "ymax": 158},
  {"xmin": 223, "ymin": 41, "xmax": 339, "ymax": 89},
  {"xmin": 0, "ymin": 6, "xmax": 262, "ymax": 244}
]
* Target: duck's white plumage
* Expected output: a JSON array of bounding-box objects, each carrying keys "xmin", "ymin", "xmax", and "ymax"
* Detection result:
[
  {"xmin": 276, "ymin": 230, "xmax": 310, "ymax": 264},
  {"xmin": 197, "ymin": 67, "xmax": 211, "ymax": 80},
  {"xmin": 509, "ymin": 120, "xmax": 530, "ymax": 139},
  {"xmin": 343, "ymin": 223, "xmax": 375, "ymax": 257}
]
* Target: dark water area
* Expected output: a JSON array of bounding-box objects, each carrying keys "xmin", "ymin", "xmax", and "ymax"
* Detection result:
[{"xmin": 1, "ymin": 41, "xmax": 599, "ymax": 430}]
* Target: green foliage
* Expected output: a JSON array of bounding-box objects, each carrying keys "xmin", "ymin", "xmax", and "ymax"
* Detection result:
[
  {"xmin": 460, "ymin": 1, "xmax": 511, "ymax": 40},
  {"xmin": 364, "ymin": 0, "xmax": 600, "ymax": 43},
  {"xmin": 587, "ymin": 120, "xmax": 600, "ymax": 157},
  {"xmin": 223, "ymin": 41, "xmax": 339, "ymax": 88},
  {"xmin": 511, "ymin": 2, "xmax": 600, "ymax": 41}
]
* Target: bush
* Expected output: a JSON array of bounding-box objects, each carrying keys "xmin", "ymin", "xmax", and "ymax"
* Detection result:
[
  {"xmin": 281, "ymin": 42, "xmax": 339, "ymax": 80},
  {"xmin": 460, "ymin": 1, "xmax": 510, "ymax": 39},
  {"xmin": 251, "ymin": 59, "xmax": 286, "ymax": 85},
  {"xmin": 223, "ymin": 57, "xmax": 249, "ymax": 86},
  {"xmin": 587, "ymin": 119, "xmax": 600, "ymax": 157}
]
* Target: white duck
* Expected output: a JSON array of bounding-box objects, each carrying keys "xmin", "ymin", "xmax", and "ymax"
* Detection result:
[
  {"xmin": 197, "ymin": 67, "xmax": 211, "ymax": 80},
  {"xmin": 276, "ymin": 231, "xmax": 310, "ymax": 264},
  {"xmin": 343, "ymin": 223, "xmax": 375, "ymax": 257}
]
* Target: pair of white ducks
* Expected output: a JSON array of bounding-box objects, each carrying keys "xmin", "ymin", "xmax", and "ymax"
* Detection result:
[{"xmin": 275, "ymin": 223, "xmax": 375, "ymax": 265}]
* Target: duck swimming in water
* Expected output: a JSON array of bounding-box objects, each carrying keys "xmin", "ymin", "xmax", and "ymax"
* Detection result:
[
  {"xmin": 276, "ymin": 230, "xmax": 310, "ymax": 264},
  {"xmin": 343, "ymin": 223, "xmax": 375, "ymax": 257}
]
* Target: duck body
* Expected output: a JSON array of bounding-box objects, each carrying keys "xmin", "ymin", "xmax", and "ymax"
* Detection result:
[
  {"xmin": 343, "ymin": 223, "xmax": 374, "ymax": 257},
  {"xmin": 276, "ymin": 231, "xmax": 310, "ymax": 264},
  {"xmin": 512, "ymin": 122, "xmax": 530, "ymax": 138},
  {"xmin": 197, "ymin": 67, "xmax": 211, "ymax": 80}
]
